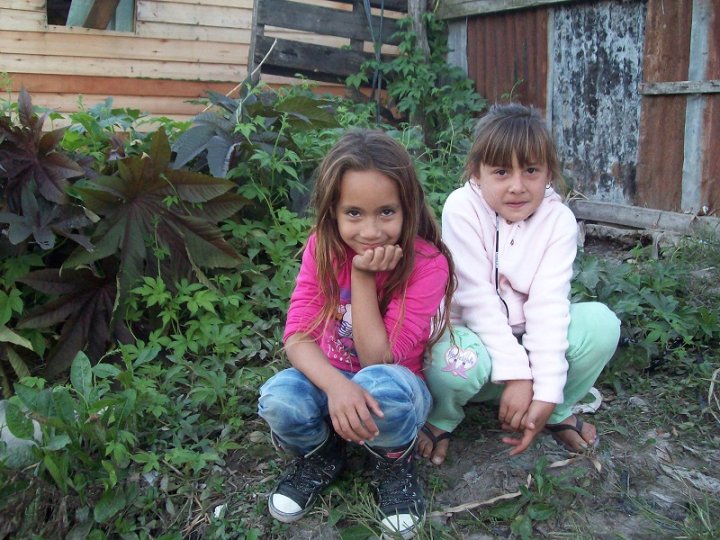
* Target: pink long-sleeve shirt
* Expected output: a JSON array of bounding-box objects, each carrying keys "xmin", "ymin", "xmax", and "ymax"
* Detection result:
[
  {"xmin": 283, "ymin": 233, "xmax": 449, "ymax": 376},
  {"xmin": 442, "ymin": 182, "xmax": 578, "ymax": 404}
]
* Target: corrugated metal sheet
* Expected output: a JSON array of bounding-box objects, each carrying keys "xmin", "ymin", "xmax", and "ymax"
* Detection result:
[
  {"xmin": 551, "ymin": 1, "xmax": 646, "ymax": 203},
  {"xmin": 637, "ymin": 1, "xmax": 692, "ymax": 211},
  {"xmin": 467, "ymin": 9, "xmax": 548, "ymax": 109}
]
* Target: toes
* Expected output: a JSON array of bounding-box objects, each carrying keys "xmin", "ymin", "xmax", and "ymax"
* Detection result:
[
  {"xmin": 431, "ymin": 438, "xmax": 449, "ymax": 465},
  {"xmin": 581, "ymin": 423, "xmax": 597, "ymax": 446},
  {"xmin": 417, "ymin": 438, "xmax": 432, "ymax": 458},
  {"xmin": 559, "ymin": 419, "xmax": 597, "ymax": 451}
]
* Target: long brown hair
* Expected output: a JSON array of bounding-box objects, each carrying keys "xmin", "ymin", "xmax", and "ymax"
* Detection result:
[
  {"xmin": 308, "ymin": 129, "xmax": 456, "ymax": 347},
  {"xmin": 464, "ymin": 103, "xmax": 561, "ymax": 183}
]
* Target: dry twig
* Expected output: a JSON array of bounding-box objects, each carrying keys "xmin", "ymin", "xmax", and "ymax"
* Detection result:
[{"xmin": 430, "ymin": 455, "xmax": 600, "ymax": 518}]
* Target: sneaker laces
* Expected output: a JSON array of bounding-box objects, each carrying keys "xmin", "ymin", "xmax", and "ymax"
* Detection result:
[
  {"xmin": 283, "ymin": 452, "xmax": 340, "ymax": 496},
  {"xmin": 373, "ymin": 454, "xmax": 419, "ymax": 508}
]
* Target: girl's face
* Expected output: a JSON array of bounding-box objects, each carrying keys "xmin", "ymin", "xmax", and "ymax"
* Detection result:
[
  {"xmin": 335, "ymin": 169, "xmax": 403, "ymax": 254},
  {"xmin": 475, "ymin": 152, "xmax": 550, "ymax": 222}
]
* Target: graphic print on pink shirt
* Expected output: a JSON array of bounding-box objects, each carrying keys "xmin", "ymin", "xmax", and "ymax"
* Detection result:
[{"xmin": 328, "ymin": 288, "xmax": 356, "ymax": 365}]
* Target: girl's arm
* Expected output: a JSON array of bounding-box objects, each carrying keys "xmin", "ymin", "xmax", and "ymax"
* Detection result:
[
  {"xmin": 350, "ymin": 246, "xmax": 403, "ymax": 366},
  {"xmin": 284, "ymin": 234, "xmax": 382, "ymax": 443},
  {"xmin": 285, "ymin": 333, "xmax": 384, "ymax": 444},
  {"xmin": 350, "ymin": 242, "xmax": 448, "ymax": 367},
  {"xmin": 522, "ymin": 209, "xmax": 577, "ymax": 404}
]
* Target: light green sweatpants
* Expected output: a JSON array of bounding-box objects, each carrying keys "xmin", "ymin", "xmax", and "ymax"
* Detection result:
[{"xmin": 425, "ymin": 302, "xmax": 621, "ymax": 432}]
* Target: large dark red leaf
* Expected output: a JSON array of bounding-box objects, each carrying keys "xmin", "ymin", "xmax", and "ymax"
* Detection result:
[
  {"xmin": 0, "ymin": 89, "xmax": 83, "ymax": 210},
  {"xmin": 17, "ymin": 266, "xmax": 119, "ymax": 377}
]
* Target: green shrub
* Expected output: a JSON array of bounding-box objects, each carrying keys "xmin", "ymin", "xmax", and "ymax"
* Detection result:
[{"xmin": 572, "ymin": 238, "xmax": 720, "ymax": 389}]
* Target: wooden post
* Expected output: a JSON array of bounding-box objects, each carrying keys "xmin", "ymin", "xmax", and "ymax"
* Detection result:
[
  {"xmin": 409, "ymin": 0, "xmax": 430, "ymax": 58},
  {"xmin": 682, "ymin": 0, "xmax": 712, "ymax": 213},
  {"xmin": 83, "ymin": 0, "xmax": 121, "ymax": 30},
  {"xmin": 409, "ymin": 0, "xmax": 429, "ymax": 143}
]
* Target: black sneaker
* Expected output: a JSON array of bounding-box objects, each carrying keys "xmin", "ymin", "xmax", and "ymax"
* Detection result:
[
  {"xmin": 268, "ymin": 431, "xmax": 346, "ymax": 523},
  {"xmin": 367, "ymin": 441, "xmax": 426, "ymax": 539}
]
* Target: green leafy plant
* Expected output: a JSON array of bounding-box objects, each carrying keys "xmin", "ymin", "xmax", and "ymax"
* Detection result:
[
  {"xmin": 3, "ymin": 123, "xmax": 248, "ymax": 377},
  {"xmin": 347, "ymin": 13, "xmax": 485, "ymax": 215},
  {"xmin": 0, "ymin": 252, "xmax": 45, "ymax": 392},
  {"xmin": 472, "ymin": 457, "xmax": 590, "ymax": 540},
  {"xmin": 348, "ymin": 14, "xmax": 485, "ymax": 146},
  {"xmin": 573, "ymin": 242, "xmax": 720, "ymax": 380},
  {"xmin": 0, "ymin": 342, "xmax": 276, "ymax": 538},
  {"xmin": 172, "ymin": 83, "xmax": 338, "ymax": 180}
]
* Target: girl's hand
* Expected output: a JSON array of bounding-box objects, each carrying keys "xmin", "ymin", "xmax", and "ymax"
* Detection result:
[
  {"xmin": 498, "ymin": 379, "xmax": 533, "ymax": 431},
  {"xmin": 502, "ymin": 400, "xmax": 555, "ymax": 455},
  {"xmin": 326, "ymin": 378, "xmax": 384, "ymax": 444},
  {"xmin": 353, "ymin": 245, "xmax": 403, "ymax": 273}
]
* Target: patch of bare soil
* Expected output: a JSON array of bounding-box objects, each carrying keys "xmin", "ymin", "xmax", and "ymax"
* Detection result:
[
  {"xmin": 232, "ymin": 388, "xmax": 719, "ymax": 539},
  {"xmin": 422, "ymin": 396, "xmax": 720, "ymax": 539}
]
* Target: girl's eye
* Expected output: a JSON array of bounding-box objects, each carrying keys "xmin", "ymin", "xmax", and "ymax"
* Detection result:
[
  {"xmin": 346, "ymin": 210, "xmax": 360, "ymax": 217},
  {"xmin": 493, "ymin": 169, "xmax": 507, "ymax": 176},
  {"xmin": 380, "ymin": 209, "xmax": 395, "ymax": 217},
  {"xmin": 527, "ymin": 167, "xmax": 538, "ymax": 174}
]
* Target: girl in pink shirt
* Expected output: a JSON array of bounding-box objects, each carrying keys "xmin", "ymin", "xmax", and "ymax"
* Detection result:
[
  {"xmin": 418, "ymin": 104, "xmax": 620, "ymax": 466},
  {"xmin": 258, "ymin": 129, "xmax": 455, "ymax": 538}
]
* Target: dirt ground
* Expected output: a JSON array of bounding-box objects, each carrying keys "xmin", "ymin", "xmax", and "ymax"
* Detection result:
[{"xmin": 233, "ymin": 388, "xmax": 720, "ymax": 540}]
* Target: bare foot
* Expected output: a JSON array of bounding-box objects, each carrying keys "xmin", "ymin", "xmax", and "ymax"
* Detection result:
[
  {"xmin": 545, "ymin": 415, "xmax": 598, "ymax": 451},
  {"xmin": 417, "ymin": 423, "xmax": 451, "ymax": 465}
]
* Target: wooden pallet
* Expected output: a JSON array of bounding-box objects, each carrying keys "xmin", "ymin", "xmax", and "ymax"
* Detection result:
[{"xmin": 249, "ymin": 0, "xmax": 407, "ymax": 84}]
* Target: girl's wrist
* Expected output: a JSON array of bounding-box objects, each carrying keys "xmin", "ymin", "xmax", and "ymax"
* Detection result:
[{"xmin": 351, "ymin": 265, "xmax": 377, "ymax": 280}]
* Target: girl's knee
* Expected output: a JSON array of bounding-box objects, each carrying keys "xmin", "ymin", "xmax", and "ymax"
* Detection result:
[
  {"xmin": 258, "ymin": 369, "xmax": 320, "ymax": 425},
  {"xmin": 354, "ymin": 365, "xmax": 430, "ymax": 423},
  {"xmin": 571, "ymin": 302, "xmax": 619, "ymax": 328},
  {"xmin": 354, "ymin": 365, "xmax": 415, "ymax": 401},
  {"xmin": 568, "ymin": 303, "xmax": 621, "ymax": 364}
]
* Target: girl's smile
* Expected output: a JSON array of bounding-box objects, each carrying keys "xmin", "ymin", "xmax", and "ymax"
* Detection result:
[{"xmin": 335, "ymin": 169, "xmax": 403, "ymax": 255}]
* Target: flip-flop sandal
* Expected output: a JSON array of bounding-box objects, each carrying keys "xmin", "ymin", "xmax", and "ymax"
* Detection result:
[
  {"xmin": 544, "ymin": 417, "xmax": 600, "ymax": 451},
  {"xmin": 419, "ymin": 424, "xmax": 452, "ymax": 453}
]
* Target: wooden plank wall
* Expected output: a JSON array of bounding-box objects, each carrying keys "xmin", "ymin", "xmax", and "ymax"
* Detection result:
[
  {"xmin": 0, "ymin": 0, "xmax": 346, "ymax": 123},
  {"xmin": 636, "ymin": 1, "xmax": 692, "ymax": 211},
  {"xmin": 251, "ymin": 0, "xmax": 403, "ymax": 83},
  {"xmin": 700, "ymin": 1, "xmax": 719, "ymax": 214}
]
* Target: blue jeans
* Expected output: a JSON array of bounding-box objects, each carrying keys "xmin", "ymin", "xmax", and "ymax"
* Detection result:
[{"xmin": 258, "ymin": 364, "xmax": 432, "ymax": 455}]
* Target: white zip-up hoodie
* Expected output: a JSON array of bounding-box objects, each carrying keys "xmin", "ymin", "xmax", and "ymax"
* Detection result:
[{"xmin": 442, "ymin": 181, "xmax": 578, "ymax": 404}]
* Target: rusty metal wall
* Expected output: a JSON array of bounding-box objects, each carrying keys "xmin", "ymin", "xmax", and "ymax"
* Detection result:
[
  {"xmin": 467, "ymin": 9, "xmax": 548, "ymax": 109},
  {"xmin": 550, "ymin": 0, "xmax": 646, "ymax": 203},
  {"xmin": 636, "ymin": 0, "xmax": 692, "ymax": 211},
  {"xmin": 460, "ymin": 0, "xmax": 718, "ymax": 213}
]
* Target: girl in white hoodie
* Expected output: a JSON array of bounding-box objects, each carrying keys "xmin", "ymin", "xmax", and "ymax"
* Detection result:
[{"xmin": 418, "ymin": 103, "xmax": 620, "ymax": 465}]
